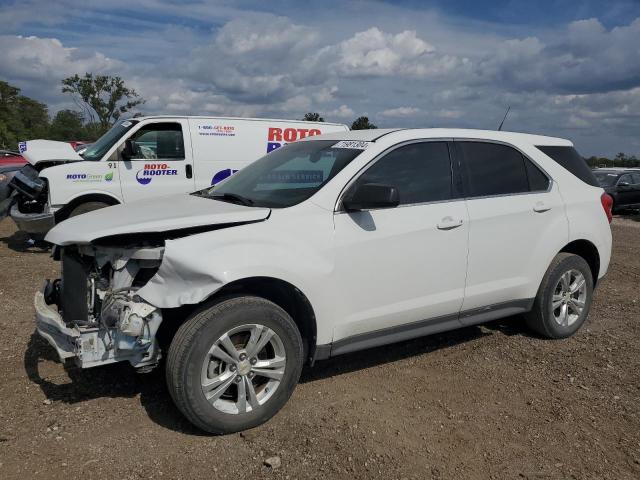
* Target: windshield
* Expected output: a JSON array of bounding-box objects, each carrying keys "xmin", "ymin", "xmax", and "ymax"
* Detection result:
[
  {"xmin": 593, "ymin": 171, "xmax": 619, "ymax": 187},
  {"xmin": 82, "ymin": 120, "xmax": 138, "ymax": 161},
  {"xmin": 199, "ymin": 140, "xmax": 366, "ymax": 208}
]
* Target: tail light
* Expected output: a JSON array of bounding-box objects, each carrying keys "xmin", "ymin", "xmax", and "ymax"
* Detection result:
[{"xmin": 600, "ymin": 192, "xmax": 613, "ymax": 224}]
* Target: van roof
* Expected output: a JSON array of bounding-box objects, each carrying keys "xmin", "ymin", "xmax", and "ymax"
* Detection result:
[
  {"xmin": 302, "ymin": 128, "xmax": 573, "ymax": 146},
  {"xmin": 133, "ymin": 115, "xmax": 348, "ymax": 128}
]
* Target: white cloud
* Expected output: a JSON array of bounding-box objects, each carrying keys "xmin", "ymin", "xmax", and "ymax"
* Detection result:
[
  {"xmin": 0, "ymin": 35, "xmax": 119, "ymax": 81},
  {"xmin": 332, "ymin": 28, "xmax": 436, "ymax": 77},
  {"xmin": 476, "ymin": 18, "xmax": 640, "ymax": 94},
  {"xmin": 327, "ymin": 104, "xmax": 355, "ymax": 118},
  {"xmin": 379, "ymin": 106, "xmax": 420, "ymax": 117}
]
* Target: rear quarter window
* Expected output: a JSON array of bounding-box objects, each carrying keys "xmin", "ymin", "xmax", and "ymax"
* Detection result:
[{"xmin": 535, "ymin": 146, "xmax": 599, "ymax": 187}]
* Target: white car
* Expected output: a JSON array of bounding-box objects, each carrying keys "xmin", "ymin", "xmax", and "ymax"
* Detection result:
[
  {"xmin": 36, "ymin": 128, "xmax": 613, "ymax": 433},
  {"xmin": 8, "ymin": 116, "xmax": 346, "ymax": 234}
]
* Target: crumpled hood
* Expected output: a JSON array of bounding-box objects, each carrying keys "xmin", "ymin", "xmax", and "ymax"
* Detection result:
[
  {"xmin": 45, "ymin": 194, "xmax": 271, "ymax": 246},
  {"xmin": 19, "ymin": 140, "xmax": 83, "ymax": 165}
]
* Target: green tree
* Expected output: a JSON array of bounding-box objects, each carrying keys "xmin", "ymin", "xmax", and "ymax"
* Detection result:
[
  {"xmin": 351, "ymin": 116, "xmax": 377, "ymax": 130},
  {"xmin": 0, "ymin": 80, "xmax": 49, "ymax": 149},
  {"xmin": 61, "ymin": 73, "xmax": 144, "ymax": 132},
  {"xmin": 49, "ymin": 109, "xmax": 86, "ymax": 141},
  {"xmin": 302, "ymin": 112, "xmax": 324, "ymax": 122},
  {"xmin": 19, "ymin": 96, "xmax": 49, "ymax": 138}
]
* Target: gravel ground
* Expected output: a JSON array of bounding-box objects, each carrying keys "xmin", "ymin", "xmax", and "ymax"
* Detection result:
[{"xmin": 0, "ymin": 216, "xmax": 639, "ymax": 480}]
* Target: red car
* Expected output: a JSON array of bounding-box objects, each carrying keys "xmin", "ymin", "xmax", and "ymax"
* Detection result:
[{"xmin": 0, "ymin": 150, "xmax": 26, "ymax": 167}]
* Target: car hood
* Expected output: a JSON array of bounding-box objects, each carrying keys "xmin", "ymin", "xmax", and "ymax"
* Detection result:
[
  {"xmin": 45, "ymin": 194, "xmax": 271, "ymax": 246},
  {"xmin": 20, "ymin": 140, "xmax": 83, "ymax": 165}
]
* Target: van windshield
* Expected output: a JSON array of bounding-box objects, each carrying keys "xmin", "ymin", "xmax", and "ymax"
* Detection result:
[
  {"xmin": 199, "ymin": 140, "xmax": 365, "ymax": 208},
  {"xmin": 82, "ymin": 120, "xmax": 138, "ymax": 161}
]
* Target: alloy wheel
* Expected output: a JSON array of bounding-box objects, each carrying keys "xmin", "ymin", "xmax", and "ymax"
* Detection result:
[
  {"xmin": 551, "ymin": 269, "xmax": 587, "ymax": 327},
  {"xmin": 200, "ymin": 324, "xmax": 286, "ymax": 414}
]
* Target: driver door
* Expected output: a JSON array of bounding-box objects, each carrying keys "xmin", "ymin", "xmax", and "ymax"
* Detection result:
[
  {"xmin": 118, "ymin": 120, "xmax": 195, "ymax": 202},
  {"xmin": 332, "ymin": 141, "xmax": 469, "ymax": 343}
]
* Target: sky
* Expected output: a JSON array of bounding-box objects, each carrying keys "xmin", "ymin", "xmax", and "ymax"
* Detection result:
[{"xmin": 1, "ymin": 0, "xmax": 639, "ymax": 157}]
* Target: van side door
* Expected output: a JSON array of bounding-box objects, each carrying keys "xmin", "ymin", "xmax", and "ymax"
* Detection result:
[
  {"xmin": 455, "ymin": 141, "xmax": 568, "ymax": 321},
  {"xmin": 118, "ymin": 120, "xmax": 195, "ymax": 202}
]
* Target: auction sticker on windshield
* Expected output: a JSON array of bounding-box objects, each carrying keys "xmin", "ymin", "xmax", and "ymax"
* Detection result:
[{"xmin": 332, "ymin": 141, "xmax": 371, "ymax": 150}]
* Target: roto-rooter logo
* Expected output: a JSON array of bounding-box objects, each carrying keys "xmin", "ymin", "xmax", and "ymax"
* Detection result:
[
  {"xmin": 267, "ymin": 127, "xmax": 321, "ymax": 153},
  {"xmin": 136, "ymin": 163, "xmax": 178, "ymax": 185}
]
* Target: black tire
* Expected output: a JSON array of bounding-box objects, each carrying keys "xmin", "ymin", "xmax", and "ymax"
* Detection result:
[
  {"xmin": 68, "ymin": 201, "xmax": 110, "ymax": 218},
  {"xmin": 166, "ymin": 296, "xmax": 304, "ymax": 434},
  {"xmin": 525, "ymin": 253, "xmax": 594, "ymax": 339}
]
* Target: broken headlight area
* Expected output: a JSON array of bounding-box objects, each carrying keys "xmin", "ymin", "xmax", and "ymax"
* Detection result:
[
  {"xmin": 38, "ymin": 243, "xmax": 165, "ymax": 370},
  {"xmin": 9, "ymin": 164, "xmax": 48, "ymax": 211}
]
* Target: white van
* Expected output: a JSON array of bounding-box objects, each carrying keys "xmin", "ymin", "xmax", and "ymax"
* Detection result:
[{"xmin": 7, "ymin": 116, "xmax": 347, "ymax": 234}]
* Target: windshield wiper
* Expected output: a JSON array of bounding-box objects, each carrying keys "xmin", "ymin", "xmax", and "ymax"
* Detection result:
[{"xmin": 211, "ymin": 192, "xmax": 254, "ymax": 206}]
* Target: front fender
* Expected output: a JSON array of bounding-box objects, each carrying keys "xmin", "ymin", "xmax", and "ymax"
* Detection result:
[{"xmin": 136, "ymin": 208, "xmax": 335, "ymax": 322}]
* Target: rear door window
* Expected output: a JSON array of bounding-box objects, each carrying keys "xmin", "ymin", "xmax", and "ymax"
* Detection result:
[
  {"xmin": 632, "ymin": 173, "xmax": 640, "ymax": 185},
  {"xmin": 457, "ymin": 142, "xmax": 530, "ymax": 197},
  {"xmin": 524, "ymin": 158, "xmax": 550, "ymax": 191}
]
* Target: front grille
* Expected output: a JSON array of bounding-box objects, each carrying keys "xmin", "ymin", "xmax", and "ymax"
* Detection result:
[{"xmin": 60, "ymin": 250, "xmax": 90, "ymax": 325}]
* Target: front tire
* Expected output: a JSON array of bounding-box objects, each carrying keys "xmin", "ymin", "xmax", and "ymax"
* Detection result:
[
  {"xmin": 525, "ymin": 253, "xmax": 594, "ymax": 339},
  {"xmin": 166, "ymin": 296, "xmax": 304, "ymax": 434}
]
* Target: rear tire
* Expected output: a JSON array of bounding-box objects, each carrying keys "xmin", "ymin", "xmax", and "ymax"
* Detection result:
[
  {"xmin": 166, "ymin": 296, "xmax": 304, "ymax": 434},
  {"xmin": 68, "ymin": 201, "xmax": 110, "ymax": 218},
  {"xmin": 525, "ymin": 253, "xmax": 594, "ymax": 339}
]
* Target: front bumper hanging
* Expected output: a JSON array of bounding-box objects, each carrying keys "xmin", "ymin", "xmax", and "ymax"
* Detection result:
[
  {"xmin": 34, "ymin": 282, "xmax": 163, "ymax": 369},
  {"xmin": 34, "ymin": 288, "xmax": 80, "ymax": 362},
  {"xmin": 11, "ymin": 204, "xmax": 55, "ymax": 234}
]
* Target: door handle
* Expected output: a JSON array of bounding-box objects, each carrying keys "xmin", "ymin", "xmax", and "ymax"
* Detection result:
[
  {"xmin": 185, "ymin": 164, "xmax": 193, "ymax": 179},
  {"xmin": 437, "ymin": 216, "xmax": 463, "ymax": 230},
  {"xmin": 533, "ymin": 201, "xmax": 551, "ymax": 213}
]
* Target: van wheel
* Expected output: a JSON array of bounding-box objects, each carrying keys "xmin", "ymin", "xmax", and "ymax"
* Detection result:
[
  {"xmin": 68, "ymin": 201, "xmax": 110, "ymax": 218},
  {"xmin": 525, "ymin": 253, "xmax": 594, "ymax": 339},
  {"xmin": 166, "ymin": 296, "xmax": 304, "ymax": 434}
]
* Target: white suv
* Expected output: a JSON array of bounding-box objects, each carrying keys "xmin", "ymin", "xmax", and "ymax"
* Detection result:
[{"xmin": 36, "ymin": 128, "xmax": 613, "ymax": 433}]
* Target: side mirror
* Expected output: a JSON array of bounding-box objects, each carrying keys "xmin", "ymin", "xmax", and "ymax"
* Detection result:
[
  {"xmin": 121, "ymin": 139, "xmax": 136, "ymax": 161},
  {"xmin": 343, "ymin": 183, "xmax": 399, "ymax": 211}
]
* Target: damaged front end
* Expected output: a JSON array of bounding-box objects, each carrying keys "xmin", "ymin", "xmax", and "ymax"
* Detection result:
[
  {"xmin": 6, "ymin": 163, "xmax": 54, "ymax": 234},
  {"xmin": 35, "ymin": 242, "xmax": 165, "ymax": 370}
]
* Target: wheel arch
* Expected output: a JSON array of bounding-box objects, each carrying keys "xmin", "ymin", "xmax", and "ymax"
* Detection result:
[
  {"xmin": 559, "ymin": 239, "xmax": 600, "ymax": 285},
  {"xmin": 161, "ymin": 276, "xmax": 319, "ymax": 366},
  {"xmin": 54, "ymin": 193, "xmax": 120, "ymax": 222}
]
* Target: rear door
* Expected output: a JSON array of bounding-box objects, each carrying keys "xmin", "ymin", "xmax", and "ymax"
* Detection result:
[
  {"xmin": 616, "ymin": 173, "xmax": 637, "ymax": 207},
  {"xmin": 456, "ymin": 141, "xmax": 568, "ymax": 319},
  {"xmin": 119, "ymin": 120, "xmax": 194, "ymax": 202}
]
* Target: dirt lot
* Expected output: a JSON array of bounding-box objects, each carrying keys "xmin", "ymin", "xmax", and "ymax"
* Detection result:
[{"xmin": 0, "ymin": 217, "xmax": 639, "ymax": 480}]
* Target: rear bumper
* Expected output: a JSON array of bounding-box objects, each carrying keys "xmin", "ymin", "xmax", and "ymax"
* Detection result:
[
  {"xmin": 34, "ymin": 288, "xmax": 79, "ymax": 362},
  {"xmin": 11, "ymin": 204, "xmax": 54, "ymax": 234}
]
